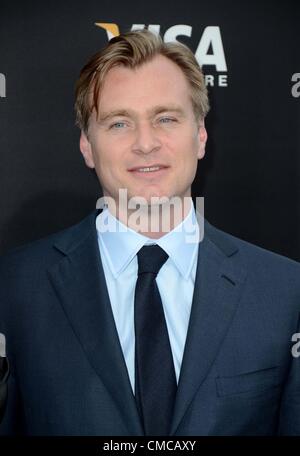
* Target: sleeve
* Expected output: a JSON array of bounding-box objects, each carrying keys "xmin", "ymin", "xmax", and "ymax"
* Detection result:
[
  {"xmin": 0, "ymin": 357, "xmax": 9, "ymax": 423},
  {"xmin": 0, "ymin": 255, "xmax": 25, "ymax": 435},
  {"xmin": 0, "ymin": 360, "xmax": 24, "ymax": 435},
  {"xmin": 277, "ymin": 315, "xmax": 300, "ymax": 435}
]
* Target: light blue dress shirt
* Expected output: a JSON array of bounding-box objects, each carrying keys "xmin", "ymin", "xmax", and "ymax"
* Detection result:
[{"xmin": 95, "ymin": 199, "xmax": 200, "ymax": 392}]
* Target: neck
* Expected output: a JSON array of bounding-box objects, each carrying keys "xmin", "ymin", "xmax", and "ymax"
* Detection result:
[{"xmin": 107, "ymin": 197, "xmax": 193, "ymax": 239}]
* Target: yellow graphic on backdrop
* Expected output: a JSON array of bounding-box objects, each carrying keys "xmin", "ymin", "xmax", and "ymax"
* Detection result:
[{"xmin": 95, "ymin": 23, "xmax": 120, "ymax": 39}]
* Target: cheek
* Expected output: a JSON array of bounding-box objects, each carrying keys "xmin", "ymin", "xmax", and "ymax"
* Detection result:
[
  {"xmin": 174, "ymin": 136, "xmax": 199, "ymax": 167},
  {"xmin": 91, "ymin": 140, "xmax": 117, "ymax": 174}
]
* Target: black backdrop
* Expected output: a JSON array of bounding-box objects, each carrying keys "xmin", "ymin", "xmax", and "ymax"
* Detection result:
[{"xmin": 0, "ymin": 0, "xmax": 299, "ymax": 261}]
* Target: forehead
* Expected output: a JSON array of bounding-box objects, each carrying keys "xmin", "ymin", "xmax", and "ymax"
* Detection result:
[{"xmin": 97, "ymin": 55, "xmax": 192, "ymax": 112}]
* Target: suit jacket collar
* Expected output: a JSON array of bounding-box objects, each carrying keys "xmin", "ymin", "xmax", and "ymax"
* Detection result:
[{"xmin": 48, "ymin": 209, "xmax": 247, "ymax": 435}]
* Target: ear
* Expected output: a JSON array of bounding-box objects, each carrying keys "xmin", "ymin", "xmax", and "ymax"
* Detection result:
[
  {"xmin": 197, "ymin": 121, "xmax": 208, "ymax": 160},
  {"xmin": 79, "ymin": 131, "xmax": 95, "ymax": 169}
]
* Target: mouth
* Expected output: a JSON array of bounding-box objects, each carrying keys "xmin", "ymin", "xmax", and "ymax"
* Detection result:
[{"xmin": 128, "ymin": 164, "xmax": 170, "ymax": 177}]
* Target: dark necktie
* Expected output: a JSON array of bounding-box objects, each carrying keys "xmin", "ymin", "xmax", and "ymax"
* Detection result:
[{"xmin": 134, "ymin": 244, "xmax": 177, "ymax": 435}]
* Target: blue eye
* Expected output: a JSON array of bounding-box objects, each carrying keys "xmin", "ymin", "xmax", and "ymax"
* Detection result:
[
  {"xmin": 159, "ymin": 117, "xmax": 176, "ymax": 124},
  {"xmin": 110, "ymin": 122, "xmax": 126, "ymax": 129}
]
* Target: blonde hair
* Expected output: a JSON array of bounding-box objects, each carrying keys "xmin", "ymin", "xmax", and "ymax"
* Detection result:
[{"xmin": 75, "ymin": 29, "xmax": 209, "ymax": 133}]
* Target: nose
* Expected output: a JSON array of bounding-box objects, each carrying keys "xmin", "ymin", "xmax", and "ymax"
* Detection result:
[{"xmin": 132, "ymin": 121, "xmax": 161, "ymax": 155}]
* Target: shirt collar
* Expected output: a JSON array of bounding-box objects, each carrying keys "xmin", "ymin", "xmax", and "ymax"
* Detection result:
[{"xmin": 96, "ymin": 198, "xmax": 200, "ymax": 280}]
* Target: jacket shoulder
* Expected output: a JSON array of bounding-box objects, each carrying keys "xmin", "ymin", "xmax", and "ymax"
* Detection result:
[
  {"xmin": 204, "ymin": 220, "xmax": 300, "ymax": 276},
  {"xmin": 0, "ymin": 210, "xmax": 98, "ymax": 271}
]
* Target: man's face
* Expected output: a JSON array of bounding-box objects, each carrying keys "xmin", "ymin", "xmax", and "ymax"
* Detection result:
[{"xmin": 80, "ymin": 54, "xmax": 207, "ymax": 207}]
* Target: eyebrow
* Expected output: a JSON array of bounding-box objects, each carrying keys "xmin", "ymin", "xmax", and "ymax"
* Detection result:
[
  {"xmin": 151, "ymin": 105, "xmax": 185, "ymax": 116},
  {"xmin": 97, "ymin": 105, "xmax": 185, "ymax": 123},
  {"xmin": 97, "ymin": 110, "xmax": 131, "ymax": 122}
]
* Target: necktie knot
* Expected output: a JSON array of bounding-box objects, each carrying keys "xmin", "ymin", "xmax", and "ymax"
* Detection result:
[{"xmin": 137, "ymin": 244, "xmax": 169, "ymax": 276}]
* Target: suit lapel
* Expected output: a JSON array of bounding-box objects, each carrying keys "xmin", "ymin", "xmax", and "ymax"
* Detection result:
[
  {"xmin": 170, "ymin": 220, "xmax": 247, "ymax": 435},
  {"xmin": 47, "ymin": 211, "xmax": 143, "ymax": 435}
]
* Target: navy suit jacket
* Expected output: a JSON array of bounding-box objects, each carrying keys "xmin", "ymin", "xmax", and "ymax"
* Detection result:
[
  {"xmin": 0, "ymin": 210, "xmax": 300, "ymax": 435},
  {"xmin": 0, "ymin": 357, "xmax": 9, "ymax": 422}
]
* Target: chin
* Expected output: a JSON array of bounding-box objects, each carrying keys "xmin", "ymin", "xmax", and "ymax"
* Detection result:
[{"xmin": 144, "ymin": 194, "xmax": 171, "ymax": 205}]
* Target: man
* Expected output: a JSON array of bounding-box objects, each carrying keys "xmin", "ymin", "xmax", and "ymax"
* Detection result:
[{"xmin": 0, "ymin": 29, "xmax": 300, "ymax": 436}]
